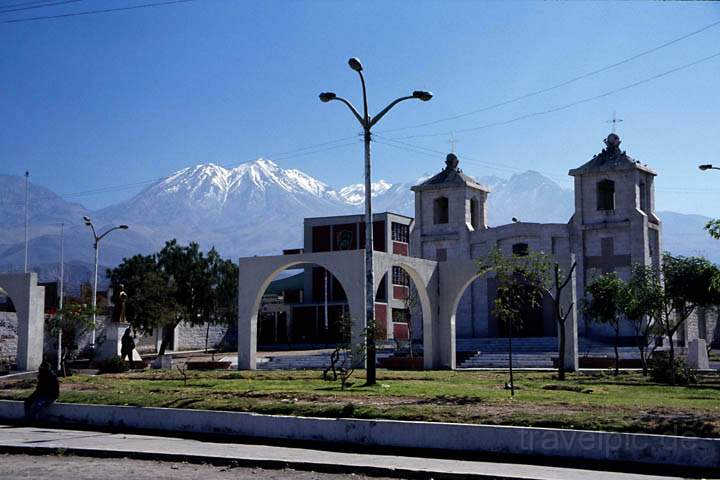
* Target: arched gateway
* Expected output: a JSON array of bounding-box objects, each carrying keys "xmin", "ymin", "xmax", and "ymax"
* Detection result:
[{"xmin": 237, "ymin": 249, "xmax": 578, "ymax": 370}]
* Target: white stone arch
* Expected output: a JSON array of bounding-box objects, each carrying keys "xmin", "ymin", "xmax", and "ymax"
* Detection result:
[
  {"xmin": 435, "ymin": 260, "xmax": 486, "ymax": 369},
  {"xmin": 237, "ymin": 250, "xmax": 365, "ymax": 370},
  {"xmin": 372, "ymin": 253, "xmax": 438, "ymax": 368},
  {"xmin": 0, "ymin": 273, "xmax": 45, "ymax": 372}
]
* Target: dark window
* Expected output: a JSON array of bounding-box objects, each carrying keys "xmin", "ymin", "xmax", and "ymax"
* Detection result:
[
  {"xmin": 359, "ymin": 220, "xmax": 386, "ymax": 252},
  {"xmin": 470, "ymin": 198, "xmax": 480, "ymax": 229},
  {"xmin": 392, "ymin": 266, "xmax": 410, "ymax": 286},
  {"xmin": 639, "ymin": 181, "xmax": 649, "ymax": 212},
  {"xmin": 512, "ymin": 243, "xmax": 529, "ymax": 257},
  {"xmin": 311, "ymin": 225, "xmax": 331, "ymax": 252},
  {"xmin": 433, "ymin": 197, "xmax": 449, "ymax": 224},
  {"xmin": 597, "ymin": 179, "xmax": 615, "ymax": 211},
  {"xmin": 332, "ymin": 223, "xmax": 356, "ymax": 251},
  {"xmin": 436, "ymin": 248, "xmax": 447, "ymax": 262},
  {"xmin": 391, "ymin": 222, "xmax": 409, "ymax": 243},
  {"xmin": 392, "ymin": 308, "xmax": 410, "ymax": 323}
]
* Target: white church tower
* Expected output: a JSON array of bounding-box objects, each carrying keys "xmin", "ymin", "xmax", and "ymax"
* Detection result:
[
  {"xmin": 410, "ymin": 153, "xmax": 490, "ymax": 261},
  {"xmin": 569, "ymin": 133, "xmax": 661, "ymax": 335}
]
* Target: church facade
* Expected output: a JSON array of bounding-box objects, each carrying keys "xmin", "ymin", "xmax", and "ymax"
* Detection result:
[
  {"xmin": 411, "ymin": 133, "xmax": 661, "ymax": 340},
  {"xmin": 236, "ymin": 132, "xmax": 669, "ymax": 370}
]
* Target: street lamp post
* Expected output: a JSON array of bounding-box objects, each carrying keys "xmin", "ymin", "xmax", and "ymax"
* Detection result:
[
  {"xmin": 83, "ymin": 216, "xmax": 128, "ymax": 349},
  {"xmin": 320, "ymin": 58, "xmax": 432, "ymax": 385},
  {"xmin": 699, "ymin": 164, "xmax": 720, "ymax": 171}
]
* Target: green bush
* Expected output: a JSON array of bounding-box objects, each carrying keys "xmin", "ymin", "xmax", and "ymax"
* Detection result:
[
  {"xmin": 94, "ymin": 356, "xmax": 129, "ymax": 374},
  {"xmin": 648, "ymin": 351, "xmax": 697, "ymax": 385}
]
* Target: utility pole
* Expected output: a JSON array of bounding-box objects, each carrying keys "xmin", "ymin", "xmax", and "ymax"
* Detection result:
[
  {"xmin": 58, "ymin": 223, "xmax": 64, "ymax": 372},
  {"xmin": 24, "ymin": 171, "xmax": 29, "ymax": 273},
  {"xmin": 319, "ymin": 58, "xmax": 432, "ymax": 385}
]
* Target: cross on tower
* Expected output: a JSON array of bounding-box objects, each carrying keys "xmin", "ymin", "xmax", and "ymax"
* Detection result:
[
  {"xmin": 606, "ymin": 111, "xmax": 623, "ymax": 134},
  {"xmin": 585, "ymin": 237, "xmax": 631, "ymax": 274},
  {"xmin": 448, "ymin": 132, "xmax": 459, "ymax": 154}
]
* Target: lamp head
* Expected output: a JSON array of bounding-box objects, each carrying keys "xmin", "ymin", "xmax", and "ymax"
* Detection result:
[
  {"xmin": 699, "ymin": 164, "xmax": 714, "ymax": 171},
  {"xmin": 319, "ymin": 92, "xmax": 336, "ymax": 103},
  {"xmin": 83, "ymin": 216, "xmax": 91, "ymax": 225},
  {"xmin": 413, "ymin": 90, "xmax": 433, "ymax": 101},
  {"xmin": 119, "ymin": 225, "xmax": 129, "ymax": 230},
  {"xmin": 348, "ymin": 57, "xmax": 363, "ymax": 72}
]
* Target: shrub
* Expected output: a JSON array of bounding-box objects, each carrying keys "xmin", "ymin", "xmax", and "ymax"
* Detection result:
[
  {"xmin": 648, "ymin": 351, "xmax": 697, "ymax": 385},
  {"xmin": 94, "ymin": 356, "xmax": 129, "ymax": 374}
]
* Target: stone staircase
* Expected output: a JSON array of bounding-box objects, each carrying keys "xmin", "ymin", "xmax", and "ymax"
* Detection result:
[{"xmin": 457, "ymin": 337, "xmax": 654, "ymax": 369}]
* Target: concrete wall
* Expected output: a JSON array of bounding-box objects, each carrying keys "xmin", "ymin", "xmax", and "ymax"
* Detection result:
[
  {"xmin": 175, "ymin": 321, "xmax": 228, "ymax": 351},
  {"xmin": 0, "ymin": 400, "xmax": 716, "ymax": 470}
]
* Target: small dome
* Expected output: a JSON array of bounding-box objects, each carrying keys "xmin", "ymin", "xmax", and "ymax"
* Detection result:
[{"xmin": 445, "ymin": 153, "xmax": 459, "ymax": 170}]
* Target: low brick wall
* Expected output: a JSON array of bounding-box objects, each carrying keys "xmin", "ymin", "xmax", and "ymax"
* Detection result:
[
  {"xmin": 0, "ymin": 400, "xmax": 717, "ymax": 470},
  {"xmin": 175, "ymin": 321, "xmax": 227, "ymax": 351}
]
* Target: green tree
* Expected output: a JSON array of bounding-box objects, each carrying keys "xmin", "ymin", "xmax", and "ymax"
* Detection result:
[
  {"xmin": 48, "ymin": 300, "xmax": 95, "ymax": 376},
  {"xmin": 481, "ymin": 249, "xmax": 577, "ymax": 382},
  {"xmin": 109, "ymin": 241, "xmax": 239, "ymax": 357},
  {"xmin": 480, "ymin": 248, "xmax": 552, "ymax": 395},
  {"xmin": 107, "ymin": 253, "xmax": 181, "ymax": 355},
  {"xmin": 655, "ymin": 253, "xmax": 720, "ymax": 384},
  {"xmin": 706, "ymin": 219, "xmax": 720, "ymax": 240},
  {"xmin": 619, "ymin": 264, "xmax": 663, "ymax": 375},
  {"xmin": 583, "ymin": 272, "xmax": 625, "ymax": 375},
  {"xmin": 205, "ymin": 247, "xmax": 238, "ymax": 354}
]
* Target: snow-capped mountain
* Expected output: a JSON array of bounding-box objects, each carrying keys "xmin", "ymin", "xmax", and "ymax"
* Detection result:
[
  {"xmin": 96, "ymin": 159, "xmax": 349, "ymax": 259},
  {"xmin": 1, "ymin": 159, "xmax": 718, "ymax": 289},
  {"xmin": 338, "ymin": 180, "xmax": 393, "ymax": 205}
]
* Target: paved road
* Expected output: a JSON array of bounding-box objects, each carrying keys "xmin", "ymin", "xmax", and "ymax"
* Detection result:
[
  {"xmin": 0, "ymin": 425, "xmax": 695, "ymax": 480},
  {"xmin": 0, "ymin": 453, "xmax": 392, "ymax": 480}
]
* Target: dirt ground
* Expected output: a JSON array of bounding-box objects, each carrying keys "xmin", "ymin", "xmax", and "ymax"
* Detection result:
[{"xmin": 0, "ymin": 453, "xmax": 395, "ymax": 480}]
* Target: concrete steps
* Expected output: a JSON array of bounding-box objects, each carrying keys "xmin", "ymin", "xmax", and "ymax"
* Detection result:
[{"xmin": 456, "ymin": 337, "xmax": 657, "ymax": 368}]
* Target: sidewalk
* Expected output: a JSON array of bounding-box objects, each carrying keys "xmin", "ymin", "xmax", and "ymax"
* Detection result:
[{"xmin": 0, "ymin": 425, "xmax": 693, "ymax": 480}]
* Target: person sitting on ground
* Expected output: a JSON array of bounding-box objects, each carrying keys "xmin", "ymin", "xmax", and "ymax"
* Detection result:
[
  {"xmin": 120, "ymin": 327, "xmax": 136, "ymax": 369},
  {"xmin": 24, "ymin": 361, "xmax": 59, "ymax": 420}
]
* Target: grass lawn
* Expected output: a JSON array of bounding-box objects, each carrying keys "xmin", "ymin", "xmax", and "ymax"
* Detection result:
[{"xmin": 2, "ymin": 369, "xmax": 719, "ymax": 437}]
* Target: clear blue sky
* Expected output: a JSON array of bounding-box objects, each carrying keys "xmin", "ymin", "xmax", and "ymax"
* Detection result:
[{"xmin": 2, "ymin": 0, "xmax": 719, "ymax": 215}]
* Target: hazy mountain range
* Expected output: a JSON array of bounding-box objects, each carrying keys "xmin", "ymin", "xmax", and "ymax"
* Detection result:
[{"xmin": 0, "ymin": 160, "xmax": 717, "ymax": 289}]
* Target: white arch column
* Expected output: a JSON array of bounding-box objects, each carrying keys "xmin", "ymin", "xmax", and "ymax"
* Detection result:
[
  {"xmin": 437, "ymin": 260, "xmax": 483, "ymax": 370},
  {"xmin": 0, "ymin": 272, "xmax": 45, "ymax": 372},
  {"xmin": 236, "ymin": 251, "xmax": 365, "ymax": 370}
]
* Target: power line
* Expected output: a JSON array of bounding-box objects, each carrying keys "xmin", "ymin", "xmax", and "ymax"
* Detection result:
[
  {"xmin": 373, "ymin": 135, "xmax": 720, "ymax": 195},
  {"xmin": 0, "ymin": 0, "xmax": 82, "ymax": 14},
  {"xmin": 375, "ymin": 139, "xmax": 572, "ymax": 182},
  {"xmin": 380, "ymin": 19, "xmax": 720, "ymax": 134},
  {"xmin": 383, "ymin": 51, "xmax": 720, "ymax": 141},
  {"xmin": 1, "ymin": 0, "xmax": 198, "ymax": 24}
]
